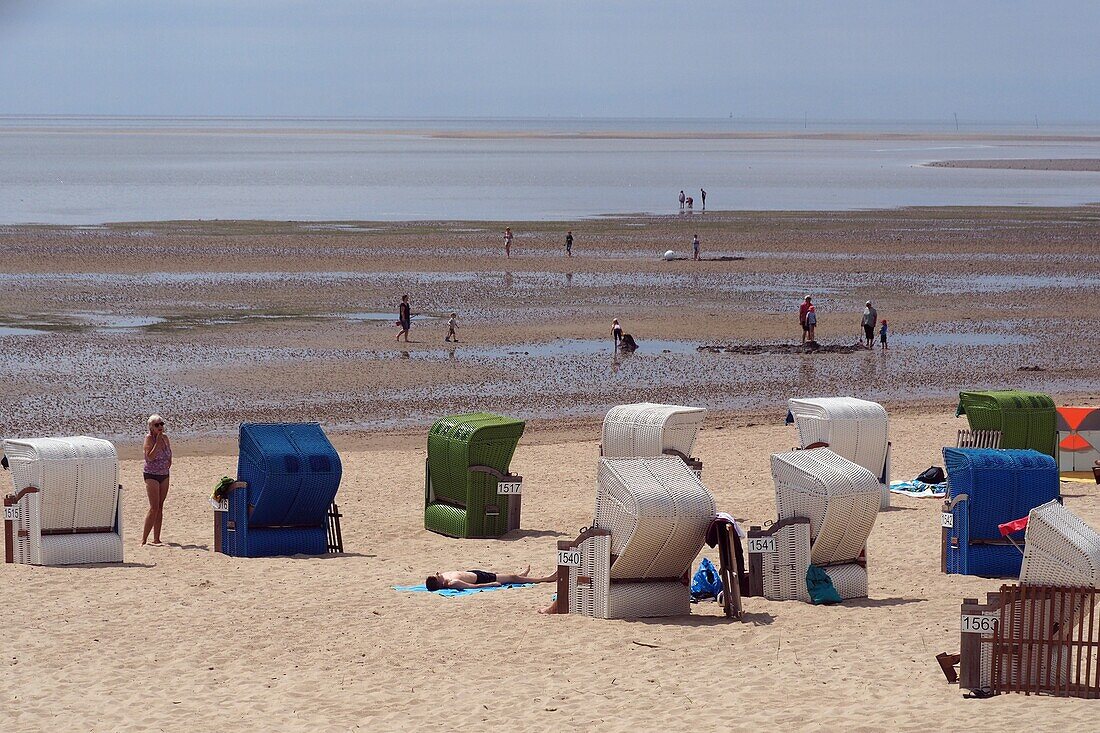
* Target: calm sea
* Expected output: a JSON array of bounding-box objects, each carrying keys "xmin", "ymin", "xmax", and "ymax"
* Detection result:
[{"xmin": 2, "ymin": 116, "xmax": 1099, "ymax": 224}]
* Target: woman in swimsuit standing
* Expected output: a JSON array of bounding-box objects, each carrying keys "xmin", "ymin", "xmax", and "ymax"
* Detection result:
[{"xmin": 142, "ymin": 414, "xmax": 172, "ymax": 545}]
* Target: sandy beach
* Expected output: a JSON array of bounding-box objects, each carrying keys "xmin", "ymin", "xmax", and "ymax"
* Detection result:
[
  {"xmin": 4, "ymin": 408, "xmax": 1100, "ymax": 731},
  {"xmin": 2, "ymin": 207, "xmax": 1100, "ymax": 730}
]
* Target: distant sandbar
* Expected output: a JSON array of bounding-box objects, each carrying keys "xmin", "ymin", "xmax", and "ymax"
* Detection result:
[{"xmin": 927, "ymin": 158, "xmax": 1100, "ymax": 172}]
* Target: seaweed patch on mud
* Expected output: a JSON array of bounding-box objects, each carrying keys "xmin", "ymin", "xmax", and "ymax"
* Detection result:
[{"xmin": 697, "ymin": 341, "xmax": 867, "ymax": 355}]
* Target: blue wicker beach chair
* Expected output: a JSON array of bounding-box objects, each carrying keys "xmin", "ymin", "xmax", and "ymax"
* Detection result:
[
  {"xmin": 216, "ymin": 423, "xmax": 342, "ymax": 557},
  {"xmin": 942, "ymin": 447, "xmax": 1058, "ymax": 578}
]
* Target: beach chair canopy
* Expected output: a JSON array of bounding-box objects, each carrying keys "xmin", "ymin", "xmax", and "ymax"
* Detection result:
[
  {"xmin": 957, "ymin": 390, "xmax": 1057, "ymax": 456},
  {"xmin": 943, "ymin": 447, "xmax": 1059, "ymax": 542},
  {"xmin": 425, "ymin": 412, "xmax": 525, "ymax": 538},
  {"xmin": 3, "ymin": 436, "xmax": 119, "ymax": 532},
  {"xmin": 1021, "ymin": 500, "xmax": 1100, "ymax": 588},
  {"xmin": 770, "ymin": 447, "xmax": 880, "ymax": 566},
  {"xmin": 601, "ymin": 402, "xmax": 706, "ymax": 459},
  {"xmin": 787, "ymin": 396, "xmax": 888, "ymax": 480},
  {"xmin": 595, "ymin": 455, "xmax": 716, "ymax": 580},
  {"xmin": 238, "ymin": 423, "xmax": 342, "ymax": 527}
]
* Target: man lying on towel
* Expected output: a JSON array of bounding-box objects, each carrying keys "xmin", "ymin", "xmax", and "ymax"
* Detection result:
[{"xmin": 425, "ymin": 565, "xmax": 557, "ymax": 591}]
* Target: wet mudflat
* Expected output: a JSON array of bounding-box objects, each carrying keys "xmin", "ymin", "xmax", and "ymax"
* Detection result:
[{"xmin": 0, "ymin": 207, "xmax": 1096, "ymax": 441}]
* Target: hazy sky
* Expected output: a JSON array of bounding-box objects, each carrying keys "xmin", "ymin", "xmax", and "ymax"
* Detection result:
[{"xmin": 2, "ymin": 1, "xmax": 1098, "ymax": 121}]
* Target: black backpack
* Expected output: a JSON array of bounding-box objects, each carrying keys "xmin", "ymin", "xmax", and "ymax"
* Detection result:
[{"xmin": 917, "ymin": 465, "xmax": 946, "ymax": 484}]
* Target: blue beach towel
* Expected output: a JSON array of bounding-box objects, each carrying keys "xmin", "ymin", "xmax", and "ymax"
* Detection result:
[
  {"xmin": 393, "ymin": 583, "xmax": 534, "ymax": 597},
  {"xmin": 889, "ymin": 480, "xmax": 948, "ymax": 498}
]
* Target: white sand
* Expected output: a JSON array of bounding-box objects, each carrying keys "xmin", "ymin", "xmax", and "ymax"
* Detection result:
[{"xmin": 4, "ymin": 409, "xmax": 1100, "ymax": 731}]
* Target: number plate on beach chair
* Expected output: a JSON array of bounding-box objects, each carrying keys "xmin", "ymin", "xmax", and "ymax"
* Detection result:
[
  {"xmin": 960, "ymin": 614, "xmax": 997, "ymax": 635},
  {"xmin": 3, "ymin": 506, "xmax": 18, "ymax": 522},
  {"xmin": 747, "ymin": 536, "xmax": 777, "ymax": 554},
  {"xmin": 558, "ymin": 549, "xmax": 581, "ymax": 567},
  {"xmin": 941, "ymin": 512, "xmax": 954, "ymax": 528},
  {"xmin": 497, "ymin": 481, "xmax": 522, "ymax": 495},
  {"xmin": 210, "ymin": 498, "xmax": 229, "ymax": 512}
]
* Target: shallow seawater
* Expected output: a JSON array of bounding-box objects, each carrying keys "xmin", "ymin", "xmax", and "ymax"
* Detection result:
[
  {"xmin": 345, "ymin": 312, "xmax": 435, "ymax": 322},
  {"xmin": 892, "ymin": 332, "xmax": 1032, "ymax": 346},
  {"xmin": 924, "ymin": 274, "xmax": 1100, "ymax": 294},
  {"xmin": 69, "ymin": 312, "xmax": 167, "ymax": 329},
  {"xmin": 0, "ymin": 326, "xmax": 48, "ymax": 337}
]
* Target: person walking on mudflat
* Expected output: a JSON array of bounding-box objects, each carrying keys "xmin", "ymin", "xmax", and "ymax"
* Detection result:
[
  {"xmin": 396, "ymin": 294, "xmax": 412, "ymax": 342},
  {"xmin": 565, "ymin": 231, "xmax": 574, "ymax": 257},
  {"xmin": 700, "ymin": 188, "xmax": 706, "ymax": 211},
  {"xmin": 692, "ymin": 233, "xmax": 701, "ymax": 261},
  {"xmin": 799, "ymin": 295, "xmax": 812, "ymax": 345},
  {"xmin": 679, "ymin": 190, "xmax": 686, "ymax": 210},
  {"xmin": 861, "ymin": 301, "xmax": 878, "ymax": 348},
  {"xmin": 504, "ymin": 227, "xmax": 514, "ymax": 258},
  {"xmin": 445, "ymin": 312, "xmax": 459, "ymax": 342}
]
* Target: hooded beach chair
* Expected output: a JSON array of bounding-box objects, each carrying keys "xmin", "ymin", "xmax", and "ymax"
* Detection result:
[
  {"xmin": 786, "ymin": 396, "xmax": 891, "ymax": 509},
  {"xmin": 956, "ymin": 390, "xmax": 1057, "ymax": 457},
  {"xmin": 556, "ymin": 455, "xmax": 716, "ymax": 618},
  {"xmin": 750, "ymin": 448, "xmax": 881, "ymax": 601},
  {"xmin": 941, "ymin": 448, "xmax": 1059, "ymax": 577},
  {"xmin": 3, "ymin": 436, "xmax": 122, "ymax": 565},
  {"xmin": 215, "ymin": 423, "xmax": 342, "ymax": 557},
  {"xmin": 601, "ymin": 402, "xmax": 706, "ymax": 476},
  {"xmin": 425, "ymin": 413, "xmax": 525, "ymax": 539}
]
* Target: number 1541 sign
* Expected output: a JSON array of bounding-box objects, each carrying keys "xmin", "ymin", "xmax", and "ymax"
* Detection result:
[{"xmin": 747, "ymin": 536, "xmax": 776, "ymax": 554}]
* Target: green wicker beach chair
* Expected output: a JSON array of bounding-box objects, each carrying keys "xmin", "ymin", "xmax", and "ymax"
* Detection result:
[
  {"xmin": 956, "ymin": 390, "xmax": 1057, "ymax": 457},
  {"xmin": 425, "ymin": 413, "xmax": 526, "ymax": 538}
]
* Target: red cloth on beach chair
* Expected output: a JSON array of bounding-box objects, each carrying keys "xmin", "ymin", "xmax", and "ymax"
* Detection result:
[
  {"xmin": 999, "ymin": 516, "xmax": 1029, "ymax": 537},
  {"xmin": 999, "ymin": 515, "xmax": 1030, "ymax": 555}
]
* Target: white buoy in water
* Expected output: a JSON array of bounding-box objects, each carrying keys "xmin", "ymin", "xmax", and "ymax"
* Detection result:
[{"xmin": 662, "ymin": 250, "xmax": 676, "ymax": 261}]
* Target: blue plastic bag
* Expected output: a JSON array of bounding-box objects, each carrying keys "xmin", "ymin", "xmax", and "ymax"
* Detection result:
[{"xmin": 690, "ymin": 557, "xmax": 723, "ymax": 601}]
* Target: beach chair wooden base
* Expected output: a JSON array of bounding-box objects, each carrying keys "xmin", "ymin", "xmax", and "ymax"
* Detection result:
[{"xmin": 951, "ymin": 585, "xmax": 1100, "ymax": 698}]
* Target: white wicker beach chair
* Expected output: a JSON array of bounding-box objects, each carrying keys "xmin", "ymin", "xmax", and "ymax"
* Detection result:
[
  {"xmin": 788, "ymin": 396, "xmax": 891, "ymax": 509},
  {"xmin": 559, "ymin": 455, "xmax": 716, "ymax": 619},
  {"xmin": 601, "ymin": 403, "xmax": 706, "ymax": 476},
  {"xmin": 3, "ymin": 437, "xmax": 122, "ymax": 565},
  {"xmin": 1020, "ymin": 500, "xmax": 1100, "ymax": 588},
  {"xmin": 763, "ymin": 448, "xmax": 881, "ymax": 600}
]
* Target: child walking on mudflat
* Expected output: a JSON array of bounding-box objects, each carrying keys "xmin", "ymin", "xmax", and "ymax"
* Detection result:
[
  {"xmin": 879, "ymin": 320, "xmax": 889, "ymax": 350},
  {"xmin": 445, "ymin": 312, "xmax": 459, "ymax": 342}
]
